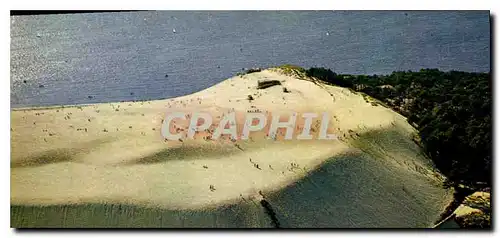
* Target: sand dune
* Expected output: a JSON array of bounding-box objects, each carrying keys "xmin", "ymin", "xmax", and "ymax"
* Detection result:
[{"xmin": 10, "ymin": 68, "xmax": 453, "ymax": 228}]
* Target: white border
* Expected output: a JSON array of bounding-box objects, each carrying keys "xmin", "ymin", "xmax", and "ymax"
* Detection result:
[
  {"xmin": 4, "ymin": 0, "xmax": 499, "ymax": 10},
  {"xmin": 3, "ymin": 0, "xmax": 497, "ymax": 237}
]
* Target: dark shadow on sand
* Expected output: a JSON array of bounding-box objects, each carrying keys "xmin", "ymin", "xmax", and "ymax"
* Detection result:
[
  {"xmin": 11, "ymin": 139, "xmax": 113, "ymax": 168},
  {"xmin": 11, "ymin": 125, "xmax": 452, "ymax": 228}
]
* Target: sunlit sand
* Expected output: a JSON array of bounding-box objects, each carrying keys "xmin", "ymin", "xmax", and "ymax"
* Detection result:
[{"xmin": 10, "ymin": 68, "xmax": 454, "ymax": 228}]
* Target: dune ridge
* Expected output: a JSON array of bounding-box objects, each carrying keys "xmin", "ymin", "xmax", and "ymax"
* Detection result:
[{"xmin": 11, "ymin": 67, "xmax": 453, "ymax": 228}]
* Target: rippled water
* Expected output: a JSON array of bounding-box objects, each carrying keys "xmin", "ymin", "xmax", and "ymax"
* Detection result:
[{"xmin": 10, "ymin": 11, "xmax": 490, "ymax": 108}]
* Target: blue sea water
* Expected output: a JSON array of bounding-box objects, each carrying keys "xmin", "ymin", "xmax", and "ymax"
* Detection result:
[{"xmin": 10, "ymin": 11, "xmax": 490, "ymax": 108}]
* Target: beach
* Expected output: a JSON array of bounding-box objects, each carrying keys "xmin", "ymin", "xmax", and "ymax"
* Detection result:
[{"xmin": 10, "ymin": 68, "xmax": 454, "ymax": 228}]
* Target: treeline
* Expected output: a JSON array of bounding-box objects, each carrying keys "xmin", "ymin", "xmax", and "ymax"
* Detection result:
[{"xmin": 305, "ymin": 67, "xmax": 492, "ymax": 187}]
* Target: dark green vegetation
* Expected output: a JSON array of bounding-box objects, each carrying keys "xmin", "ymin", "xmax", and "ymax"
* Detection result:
[{"xmin": 304, "ymin": 67, "xmax": 492, "ymax": 189}]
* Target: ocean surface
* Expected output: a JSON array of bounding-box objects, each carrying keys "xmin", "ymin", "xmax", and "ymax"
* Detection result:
[{"xmin": 10, "ymin": 11, "xmax": 490, "ymax": 108}]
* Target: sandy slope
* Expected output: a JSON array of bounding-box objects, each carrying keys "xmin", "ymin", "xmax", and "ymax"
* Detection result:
[{"xmin": 10, "ymin": 68, "xmax": 453, "ymax": 228}]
